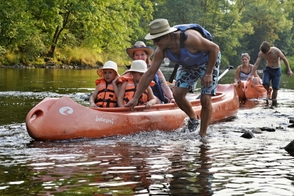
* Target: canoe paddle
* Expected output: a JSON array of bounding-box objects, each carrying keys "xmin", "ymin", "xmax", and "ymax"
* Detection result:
[{"xmin": 218, "ymin": 65, "xmax": 234, "ymax": 81}]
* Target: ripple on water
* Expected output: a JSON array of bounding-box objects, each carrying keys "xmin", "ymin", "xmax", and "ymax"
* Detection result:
[{"xmin": 0, "ymin": 90, "xmax": 294, "ymax": 195}]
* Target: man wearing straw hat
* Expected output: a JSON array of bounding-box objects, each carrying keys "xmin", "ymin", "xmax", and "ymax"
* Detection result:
[{"xmin": 125, "ymin": 18, "xmax": 221, "ymax": 139}]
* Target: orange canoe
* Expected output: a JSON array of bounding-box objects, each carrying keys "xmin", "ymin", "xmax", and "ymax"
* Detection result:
[
  {"xmin": 234, "ymin": 80, "xmax": 268, "ymax": 100},
  {"xmin": 26, "ymin": 84, "xmax": 239, "ymax": 141}
]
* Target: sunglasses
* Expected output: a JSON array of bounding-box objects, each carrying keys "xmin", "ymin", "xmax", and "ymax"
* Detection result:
[{"xmin": 152, "ymin": 35, "xmax": 164, "ymax": 43}]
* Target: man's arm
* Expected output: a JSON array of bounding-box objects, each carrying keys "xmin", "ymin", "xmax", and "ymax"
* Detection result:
[
  {"xmin": 249, "ymin": 52, "xmax": 263, "ymax": 78},
  {"xmin": 279, "ymin": 50, "xmax": 293, "ymax": 76}
]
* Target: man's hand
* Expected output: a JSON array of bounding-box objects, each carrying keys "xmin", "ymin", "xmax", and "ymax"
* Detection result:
[
  {"xmin": 145, "ymin": 101, "xmax": 153, "ymax": 109},
  {"xmin": 124, "ymin": 98, "xmax": 139, "ymax": 111},
  {"xmin": 287, "ymin": 70, "xmax": 293, "ymax": 77},
  {"xmin": 202, "ymin": 74, "xmax": 212, "ymax": 87}
]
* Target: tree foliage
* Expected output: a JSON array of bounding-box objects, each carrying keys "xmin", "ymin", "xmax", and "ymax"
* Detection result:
[
  {"xmin": 0, "ymin": 0, "xmax": 153, "ymax": 64},
  {"xmin": 152, "ymin": 0, "xmax": 293, "ymax": 67},
  {"xmin": 0, "ymin": 0, "xmax": 293, "ymax": 67}
]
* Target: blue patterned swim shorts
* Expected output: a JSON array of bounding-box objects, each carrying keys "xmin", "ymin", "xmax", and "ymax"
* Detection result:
[{"xmin": 175, "ymin": 52, "xmax": 221, "ymax": 95}]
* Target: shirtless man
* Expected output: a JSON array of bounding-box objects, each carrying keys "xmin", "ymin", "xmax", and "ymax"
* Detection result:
[{"xmin": 249, "ymin": 41, "xmax": 293, "ymax": 102}]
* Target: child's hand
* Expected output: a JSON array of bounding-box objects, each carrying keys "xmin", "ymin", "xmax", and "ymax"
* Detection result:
[{"xmin": 112, "ymin": 77, "xmax": 118, "ymax": 84}]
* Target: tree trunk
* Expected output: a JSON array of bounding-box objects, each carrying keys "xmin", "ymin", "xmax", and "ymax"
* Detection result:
[{"xmin": 47, "ymin": 10, "xmax": 71, "ymax": 58}]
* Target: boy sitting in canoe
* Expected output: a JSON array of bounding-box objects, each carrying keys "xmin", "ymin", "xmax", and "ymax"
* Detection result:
[
  {"xmin": 117, "ymin": 60, "xmax": 157, "ymax": 108},
  {"xmin": 89, "ymin": 60, "xmax": 120, "ymax": 108}
]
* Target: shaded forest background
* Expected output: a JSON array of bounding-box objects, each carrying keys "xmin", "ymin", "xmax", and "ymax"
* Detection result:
[{"xmin": 0, "ymin": 0, "xmax": 293, "ymax": 69}]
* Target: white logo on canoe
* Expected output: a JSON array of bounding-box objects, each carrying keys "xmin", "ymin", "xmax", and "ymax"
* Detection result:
[
  {"xmin": 95, "ymin": 116, "xmax": 114, "ymax": 124},
  {"xmin": 59, "ymin": 106, "xmax": 74, "ymax": 115}
]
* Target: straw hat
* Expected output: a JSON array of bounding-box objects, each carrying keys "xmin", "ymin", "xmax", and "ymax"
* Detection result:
[
  {"xmin": 145, "ymin": 18, "xmax": 177, "ymax": 40},
  {"xmin": 125, "ymin": 60, "xmax": 147, "ymax": 73},
  {"xmin": 97, "ymin": 60, "xmax": 119, "ymax": 77},
  {"xmin": 126, "ymin": 41, "xmax": 154, "ymax": 58}
]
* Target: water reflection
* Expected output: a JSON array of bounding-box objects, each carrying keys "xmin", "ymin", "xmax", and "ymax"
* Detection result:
[
  {"xmin": 169, "ymin": 144, "xmax": 213, "ymax": 195},
  {"xmin": 1, "ymin": 68, "xmax": 294, "ymax": 195},
  {"xmin": 21, "ymin": 140, "xmax": 217, "ymax": 195}
]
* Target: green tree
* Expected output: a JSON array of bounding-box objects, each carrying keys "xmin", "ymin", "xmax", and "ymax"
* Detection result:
[
  {"xmin": 240, "ymin": 0, "xmax": 292, "ymax": 65},
  {"xmin": 0, "ymin": 0, "xmax": 153, "ymax": 64},
  {"xmin": 151, "ymin": 0, "xmax": 253, "ymax": 67},
  {"xmin": 0, "ymin": 0, "xmax": 47, "ymax": 63},
  {"xmin": 28, "ymin": 0, "xmax": 153, "ymax": 58}
]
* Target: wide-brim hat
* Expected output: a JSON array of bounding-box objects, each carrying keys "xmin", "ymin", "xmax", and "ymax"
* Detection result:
[
  {"xmin": 126, "ymin": 41, "xmax": 154, "ymax": 58},
  {"xmin": 125, "ymin": 60, "xmax": 147, "ymax": 74},
  {"xmin": 145, "ymin": 18, "xmax": 177, "ymax": 40},
  {"xmin": 97, "ymin": 60, "xmax": 119, "ymax": 77}
]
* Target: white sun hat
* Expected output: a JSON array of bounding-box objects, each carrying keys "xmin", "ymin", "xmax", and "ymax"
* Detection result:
[
  {"xmin": 97, "ymin": 60, "xmax": 119, "ymax": 77},
  {"xmin": 125, "ymin": 60, "xmax": 147, "ymax": 73}
]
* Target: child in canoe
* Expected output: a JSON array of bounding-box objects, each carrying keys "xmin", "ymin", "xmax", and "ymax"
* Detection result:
[
  {"xmin": 117, "ymin": 60, "xmax": 157, "ymax": 108},
  {"xmin": 89, "ymin": 60, "xmax": 120, "ymax": 108}
]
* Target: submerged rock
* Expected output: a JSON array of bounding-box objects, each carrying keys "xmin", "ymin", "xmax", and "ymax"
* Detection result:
[
  {"xmin": 284, "ymin": 140, "xmax": 294, "ymax": 156},
  {"xmin": 260, "ymin": 127, "xmax": 275, "ymax": 132},
  {"xmin": 241, "ymin": 131, "xmax": 254, "ymax": 139},
  {"xmin": 288, "ymin": 124, "xmax": 294, "ymax": 128},
  {"xmin": 288, "ymin": 117, "xmax": 294, "ymax": 128}
]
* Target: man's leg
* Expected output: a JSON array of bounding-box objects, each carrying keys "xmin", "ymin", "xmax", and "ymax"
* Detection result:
[
  {"xmin": 263, "ymin": 84, "xmax": 271, "ymax": 99},
  {"xmin": 272, "ymin": 89, "xmax": 278, "ymax": 100},
  {"xmin": 173, "ymin": 87, "xmax": 197, "ymax": 119},
  {"xmin": 262, "ymin": 68, "xmax": 271, "ymax": 99},
  {"xmin": 271, "ymin": 67, "xmax": 281, "ymax": 100},
  {"xmin": 199, "ymin": 94, "xmax": 212, "ymax": 137}
]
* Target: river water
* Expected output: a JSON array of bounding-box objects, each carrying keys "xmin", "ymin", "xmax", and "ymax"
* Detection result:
[{"xmin": 0, "ymin": 67, "xmax": 294, "ymax": 196}]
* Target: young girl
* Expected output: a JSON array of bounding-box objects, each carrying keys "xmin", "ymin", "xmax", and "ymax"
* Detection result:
[
  {"xmin": 90, "ymin": 60, "xmax": 119, "ymax": 108},
  {"xmin": 117, "ymin": 60, "xmax": 157, "ymax": 108}
]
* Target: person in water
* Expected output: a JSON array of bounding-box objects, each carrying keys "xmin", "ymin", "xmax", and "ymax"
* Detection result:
[
  {"xmin": 126, "ymin": 41, "xmax": 175, "ymax": 104},
  {"xmin": 117, "ymin": 60, "xmax": 157, "ymax": 108},
  {"xmin": 234, "ymin": 53, "xmax": 262, "ymax": 85},
  {"xmin": 89, "ymin": 60, "xmax": 119, "ymax": 108},
  {"xmin": 249, "ymin": 41, "xmax": 293, "ymax": 102},
  {"xmin": 125, "ymin": 18, "xmax": 221, "ymax": 139}
]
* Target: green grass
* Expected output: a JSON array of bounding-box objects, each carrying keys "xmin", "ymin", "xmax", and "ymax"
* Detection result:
[{"xmin": 0, "ymin": 47, "xmax": 132, "ymax": 68}]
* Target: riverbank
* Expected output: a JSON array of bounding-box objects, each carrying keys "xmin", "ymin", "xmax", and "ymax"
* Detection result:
[
  {"xmin": 0, "ymin": 61, "xmax": 175, "ymax": 70},
  {"xmin": 0, "ymin": 63, "xmax": 99, "ymax": 69}
]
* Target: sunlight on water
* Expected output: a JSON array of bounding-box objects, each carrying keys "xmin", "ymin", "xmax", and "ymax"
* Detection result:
[{"xmin": 0, "ymin": 68, "xmax": 294, "ymax": 195}]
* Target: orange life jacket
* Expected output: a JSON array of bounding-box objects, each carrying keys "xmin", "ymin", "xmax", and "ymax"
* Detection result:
[
  {"xmin": 119, "ymin": 75, "xmax": 150, "ymax": 106},
  {"xmin": 95, "ymin": 79, "xmax": 117, "ymax": 108}
]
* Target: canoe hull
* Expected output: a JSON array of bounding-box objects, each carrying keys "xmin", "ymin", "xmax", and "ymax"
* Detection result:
[{"xmin": 26, "ymin": 84, "xmax": 239, "ymax": 141}]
